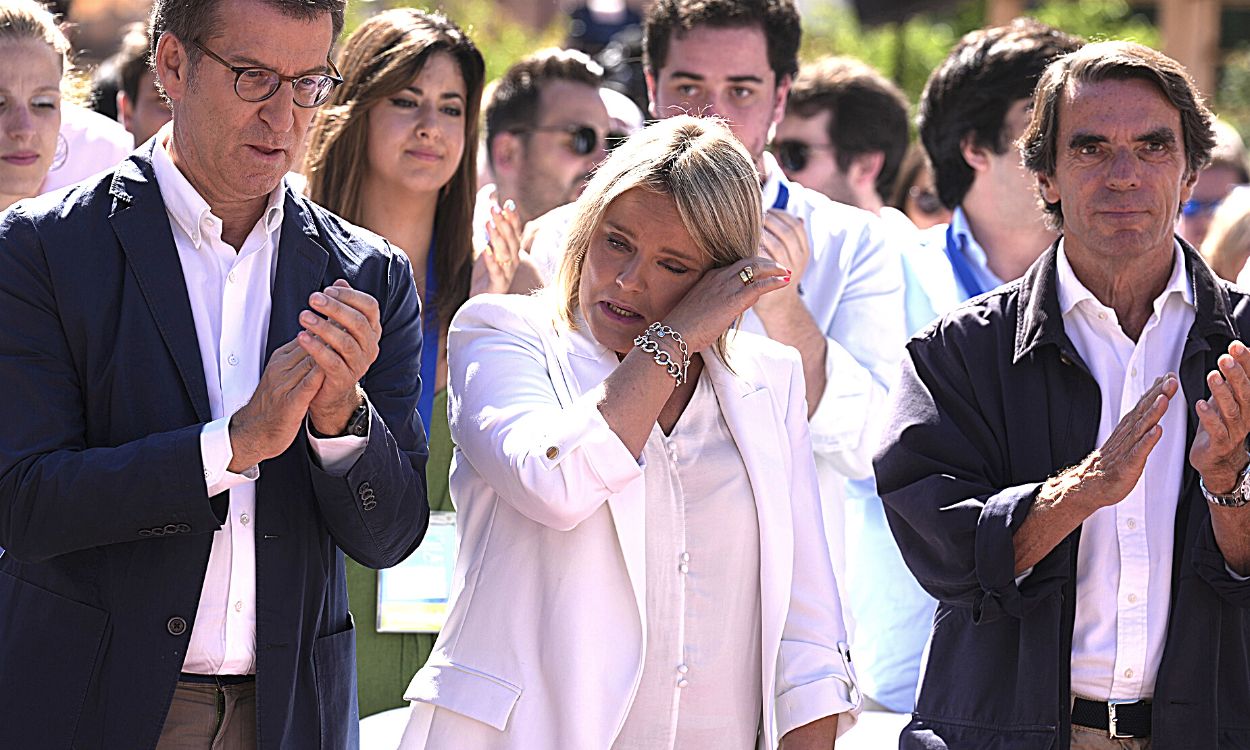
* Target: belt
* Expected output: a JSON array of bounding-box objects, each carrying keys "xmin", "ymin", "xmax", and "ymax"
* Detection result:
[
  {"xmin": 1071, "ymin": 697, "xmax": 1151, "ymax": 739},
  {"xmin": 178, "ymin": 673, "xmax": 256, "ymax": 686}
]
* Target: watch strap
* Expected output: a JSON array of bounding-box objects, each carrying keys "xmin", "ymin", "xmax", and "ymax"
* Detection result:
[{"xmin": 1201, "ymin": 459, "xmax": 1250, "ymax": 508}]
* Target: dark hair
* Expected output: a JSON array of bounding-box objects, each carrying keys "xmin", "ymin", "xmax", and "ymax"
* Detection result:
[
  {"xmin": 484, "ymin": 48, "xmax": 603, "ymax": 169},
  {"xmin": 304, "ymin": 9, "xmax": 484, "ymax": 326},
  {"xmin": 643, "ymin": 0, "xmax": 800, "ymax": 85},
  {"xmin": 1020, "ymin": 40, "xmax": 1216, "ymax": 229},
  {"xmin": 787, "ymin": 56, "xmax": 910, "ymax": 202},
  {"xmin": 918, "ymin": 18, "xmax": 1082, "ymax": 210},
  {"xmin": 113, "ymin": 22, "xmax": 150, "ymax": 104},
  {"xmin": 147, "ymin": 0, "xmax": 345, "ymax": 71}
]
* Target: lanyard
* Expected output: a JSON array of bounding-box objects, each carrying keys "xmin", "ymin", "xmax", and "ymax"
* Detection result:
[
  {"xmin": 417, "ymin": 235, "xmax": 439, "ymax": 431},
  {"xmin": 943, "ymin": 223, "xmax": 988, "ymax": 300}
]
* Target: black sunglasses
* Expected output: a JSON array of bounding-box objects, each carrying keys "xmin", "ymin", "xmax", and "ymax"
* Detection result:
[
  {"xmin": 193, "ymin": 40, "xmax": 343, "ymax": 108},
  {"xmin": 771, "ymin": 139, "xmax": 835, "ymax": 173},
  {"xmin": 908, "ymin": 185, "xmax": 945, "ymax": 216},
  {"xmin": 513, "ymin": 125, "xmax": 600, "ymax": 156}
]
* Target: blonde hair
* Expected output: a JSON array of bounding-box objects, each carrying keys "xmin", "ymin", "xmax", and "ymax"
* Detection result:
[
  {"xmin": 0, "ymin": 0, "xmax": 85, "ymax": 103},
  {"xmin": 552, "ymin": 115, "xmax": 762, "ymax": 361},
  {"xmin": 1202, "ymin": 188, "xmax": 1250, "ymax": 282}
]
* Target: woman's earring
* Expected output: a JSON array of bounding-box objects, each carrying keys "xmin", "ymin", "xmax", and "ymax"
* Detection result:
[{"xmin": 50, "ymin": 133, "xmax": 69, "ymax": 171}]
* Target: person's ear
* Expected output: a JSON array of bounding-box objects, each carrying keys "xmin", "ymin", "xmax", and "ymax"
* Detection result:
[
  {"xmin": 154, "ymin": 32, "xmax": 191, "ymax": 105},
  {"xmin": 770, "ymin": 74, "xmax": 792, "ymax": 128},
  {"xmin": 116, "ymin": 91, "xmax": 133, "ymax": 129},
  {"xmin": 490, "ymin": 132, "xmax": 523, "ymax": 179},
  {"xmin": 849, "ymin": 151, "xmax": 886, "ymax": 190},
  {"xmin": 960, "ymin": 132, "xmax": 993, "ymax": 174},
  {"xmin": 644, "ymin": 69, "xmax": 659, "ymax": 119},
  {"xmin": 1180, "ymin": 168, "xmax": 1200, "ymax": 206},
  {"xmin": 1038, "ymin": 171, "xmax": 1060, "ymax": 206}
]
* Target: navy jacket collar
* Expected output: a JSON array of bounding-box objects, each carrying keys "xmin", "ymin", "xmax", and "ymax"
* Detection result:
[{"xmin": 1013, "ymin": 236, "xmax": 1236, "ymax": 366}]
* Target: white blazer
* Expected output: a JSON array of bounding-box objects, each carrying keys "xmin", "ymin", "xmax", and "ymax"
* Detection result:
[{"xmin": 400, "ymin": 293, "xmax": 860, "ymax": 750}]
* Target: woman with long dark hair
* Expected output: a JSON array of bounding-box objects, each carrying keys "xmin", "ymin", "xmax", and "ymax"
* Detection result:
[{"xmin": 302, "ymin": 8, "xmax": 529, "ymax": 716}]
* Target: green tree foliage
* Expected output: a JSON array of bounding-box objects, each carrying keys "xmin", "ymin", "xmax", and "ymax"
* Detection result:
[{"xmin": 800, "ymin": 0, "xmax": 1160, "ymax": 105}]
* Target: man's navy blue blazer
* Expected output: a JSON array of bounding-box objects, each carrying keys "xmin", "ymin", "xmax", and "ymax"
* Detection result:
[{"xmin": 0, "ymin": 142, "xmax": 430, "ymax": 749}]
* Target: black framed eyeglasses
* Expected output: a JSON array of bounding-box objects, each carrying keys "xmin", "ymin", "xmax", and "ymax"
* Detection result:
[
  {"xmin": 771, "ymin": 139, "xmax": 835, "ymax": 173},
  {"xmin": 513, "ymin": 125, "xmax": 601, "ymax": 156},
  {"xmin": 193, "ymin": 40, "xmax": 343, "ymax": 108}
]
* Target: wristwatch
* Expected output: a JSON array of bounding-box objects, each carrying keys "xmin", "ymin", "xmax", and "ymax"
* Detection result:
[
  {"xmin": 1200, "ymin": 458, "xmax": 1250, "ymax": 508},
  {"xmin": 344, "ymin": 399, "xmax": 370, "ymax": 438}
]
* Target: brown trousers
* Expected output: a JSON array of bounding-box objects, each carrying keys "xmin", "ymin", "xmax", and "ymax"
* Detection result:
[
  {"xmin": 1070, "ymin": 723, "xmax": 1153, "ymax": 750},
  {"xmin": 156, "ymin": 679, "xmax": 257, "ymax": 750}
]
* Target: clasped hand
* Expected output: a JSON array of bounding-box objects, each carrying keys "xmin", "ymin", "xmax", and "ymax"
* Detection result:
[{"xmin": 228, "ymin": 280, "xmax": 381, "ymax": 472}]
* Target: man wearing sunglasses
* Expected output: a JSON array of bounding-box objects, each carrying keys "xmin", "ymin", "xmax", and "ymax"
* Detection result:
[
  {"xmin": 0, "ymin": 0, "xmax": 430, "ymax": 747},
  {"xmin": 1177, "ymin": 118, "xmax": 1249, "ymax": 248},
  {"xmin": 773, "ymin": 56, "xmax": 912, "ymax": 235},
  {"xmin": 481, "ymin": 48, "xmax": 611, "ymax": 231}
]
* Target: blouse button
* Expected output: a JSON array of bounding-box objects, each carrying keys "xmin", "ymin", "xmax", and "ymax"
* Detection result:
[{"xmin": 545, "ymin": 446, "xmax": 559, "ymax": 459}]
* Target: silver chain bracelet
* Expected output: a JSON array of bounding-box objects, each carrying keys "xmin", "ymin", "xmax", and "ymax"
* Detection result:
[{"xmin": 633, "ymin": 322, "xmax": 690, "ymax": 387}]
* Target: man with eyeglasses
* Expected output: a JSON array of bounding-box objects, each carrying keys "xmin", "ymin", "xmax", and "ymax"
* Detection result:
[
  {"xmin": 0, "ymin": 0, "xmax": 429, "ymax": 747},
  {"xmin": 479, "ymin": 48, "xmax": 611, "ymax": 236},
  {"xmin": 773, "ymin": 56, "xmax": 912, "ymax": 235}
]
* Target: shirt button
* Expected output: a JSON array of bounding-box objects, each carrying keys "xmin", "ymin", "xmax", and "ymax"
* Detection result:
[
  {"xmin": 234, "ymin": 601, "xmax": 243, "ymax": 612},
  {"xmin": 240, "ymin": 513, "xmax": 250, "ymax": 526},
  {"xmin": 680, "ymin": 552, "xmax": 690, "ymax": 563},
  {"xmin": 1126, "ymin": 518, "xmax": 1137, "ymax": 530},
  {"xmin": 227, "ymin": 271, "xmax": 237, "ymax": 283},
  {"xmin": 1131, "ymin": 367, "xmax": 1138, "ymax": 377},
  {"xmin": 677, "ymin": 664, "xmax": 688, "ymax": 674},
  {"xmin": 677, "ymin": 678, "xmax": 689, "ymax": 688},
  {"xmin": 678, "ymin": 563, "xmax": 689, "ymax": 574},
  {"xmin": 228, "ymin": 354, "xmax": 239, "ymax": 366},
  {"xmin": 204, "ymin": 469, "xmax": 211, "ymax": 479},
  {"xmin": 1127, "ymin": 593, "xmax": 1138, "ymax": 603},
  {"xmin": 1124, "ymin": 668, "xmax": 1134, "ymax": 679},
  {"xmin": 1098, "ymin": 312, "xmax": 1107, "ymax": 320}
]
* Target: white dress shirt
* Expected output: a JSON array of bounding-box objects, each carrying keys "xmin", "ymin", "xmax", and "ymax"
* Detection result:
[
  {"xmin": 1057, "ymin": 240, "xmax": 1193, "ymax": 701},
  {"xmin": 151, "ymin": 127, "xmax": 365, "ymax": 675},
  {"xmin": 613, "ymin": 372, "xmax": 762, "ymax": 749}
]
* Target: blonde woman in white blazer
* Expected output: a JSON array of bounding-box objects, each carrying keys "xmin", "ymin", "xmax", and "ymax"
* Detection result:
[{"xmin": 399, "ymin": 116, "xmax": 861, "ymax": 750}]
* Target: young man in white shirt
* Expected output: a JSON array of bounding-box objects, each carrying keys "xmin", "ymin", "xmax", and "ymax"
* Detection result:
[{"xmin": 641, "ymin": 0, "xmax": 906, "ymax": 650}]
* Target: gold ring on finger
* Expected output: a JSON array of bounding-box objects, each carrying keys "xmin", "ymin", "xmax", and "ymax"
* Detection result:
[{"xmin": 739, "ymin": 265, "xmax": 755, "ymax": 285}]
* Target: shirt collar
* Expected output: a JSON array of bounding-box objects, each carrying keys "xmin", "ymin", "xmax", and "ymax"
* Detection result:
[
  {"xmin": 151, "ymin": 123, "xmax": 286, "ymax": 250},
  {"xmin": 760, "ymin": 150, "xmax": 787, "ymax": 208},
  {"xmin": 1056, "ymin": 238, "xmax": 1193, "ymax": 319},
  {"xmin": 950, "ymin": 206, "xmax": 990, "ymax": 272}
]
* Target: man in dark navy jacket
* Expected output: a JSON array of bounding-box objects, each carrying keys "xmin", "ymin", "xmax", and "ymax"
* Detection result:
[
  {"xmin": 0, "ymin": 0, "xmax": 428, "ymax": 747},
  {"xmin": 877, "ymin": 42, "xmax": 1250, "ymax": 749}
]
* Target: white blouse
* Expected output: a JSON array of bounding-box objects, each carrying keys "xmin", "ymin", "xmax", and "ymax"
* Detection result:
[{"xmin": 613, "ymin": 372, "xmax": 763, "ymax": 749}]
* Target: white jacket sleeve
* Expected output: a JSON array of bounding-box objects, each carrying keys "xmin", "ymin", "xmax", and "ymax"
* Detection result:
[
  {"xmin": 447, "ymin": 296, "xmax": 642, "ymax": 531},
  {"xmin": 805, "ymin": 218, "xmax": 904, "ymax": 481},
  {"xmin": 775, "ymin": 353, "xmax": 863, "ymax": 741}
]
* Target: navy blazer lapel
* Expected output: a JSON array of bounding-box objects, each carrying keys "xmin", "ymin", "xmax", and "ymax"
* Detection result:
[
  {"xmin": 108, "ymin": 148, "xmax": 212, "ymax": 423},
  {"xmin": 265, "ymin": 189, "xmax": 329, "ymax": 363}
]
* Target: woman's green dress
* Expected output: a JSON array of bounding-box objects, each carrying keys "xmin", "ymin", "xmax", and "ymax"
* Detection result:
[{"xmin": 348, "ymin": 388, "xmax": 453, "ymax": 717}]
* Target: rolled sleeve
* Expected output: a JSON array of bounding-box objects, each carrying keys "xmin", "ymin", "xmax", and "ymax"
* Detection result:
[
  {"xmin": 201, "ymin": 415, "xmax": 258, "ymax": 496},
  {"xmin": 775, "ymin": 640, "xmax": 862, "ymax": 739},
  {"xmin": 972, "ymin": 482, "xmax": 1042, "ymax": 622}
]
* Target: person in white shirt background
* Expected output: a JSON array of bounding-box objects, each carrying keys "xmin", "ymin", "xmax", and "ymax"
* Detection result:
[
  {"xmin": 400, "ymin": 113, "xmax": 860, "ymax": 750},
  {"xmin": 641, "ymin": 0, "xmax": 906, "ymax": 625},
  {"xmin": 771, "ymin": 51, "xmax": 927, "ymax": 714}
]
